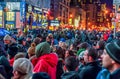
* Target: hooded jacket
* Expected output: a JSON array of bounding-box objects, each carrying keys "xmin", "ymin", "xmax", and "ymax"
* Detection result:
[
  {"xmin": 33, "ymin": 53, "xmax": 58, "ymax": 79},
  {"xmin": 33, "ymin": 42, "xmax": 58, "ymax": 79}
]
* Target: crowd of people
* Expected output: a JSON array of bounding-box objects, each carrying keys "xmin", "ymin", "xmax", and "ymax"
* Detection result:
[{"xmin": 0, "ymin": 28, "xmax": 120, "ymax": 79}]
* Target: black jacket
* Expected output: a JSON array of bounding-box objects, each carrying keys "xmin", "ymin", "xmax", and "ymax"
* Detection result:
[
  {"xmin": 78, "ymin": 61, "xmax": 102, "ymax": 79},
  {"xmin": 61, "ymin": 71, "xmax": 80, "ymax": 79},
  {"xmin": 5, "ymin": 42, "xmax": 18, "ymax": 59},
  {"xmin": 110, "ymin": 68, "xmax": 120, "ymax": 79}
]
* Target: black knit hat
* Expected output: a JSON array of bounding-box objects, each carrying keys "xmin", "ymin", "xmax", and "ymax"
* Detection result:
[
  {"xmin": 32, "ymin": 72, "xmax": 50, "ymax": 79},
  {"xmin": 105, "ymin": 40, "xmax": 120, "ymax": 64}
]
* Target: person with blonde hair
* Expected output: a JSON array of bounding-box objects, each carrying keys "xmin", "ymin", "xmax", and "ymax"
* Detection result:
[{"xmin": 27, "ymin": 43, "xmax": 36, "ymax": 58}]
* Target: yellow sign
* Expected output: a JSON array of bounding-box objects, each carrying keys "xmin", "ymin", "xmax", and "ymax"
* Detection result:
[
  {"xmin": 112, "ymin": 25, "xmax": 114, "ymax": 29},
  {"xmin": 6, "ymin": 12, "xmax": 15, "ymax": 21},
  {"xmin": 69, "ymin": 18, "xmax": 72, "ymax": 24},
  {"xmin": 0, "ymin": 11, "xmax": 2, "ymax": 16}
]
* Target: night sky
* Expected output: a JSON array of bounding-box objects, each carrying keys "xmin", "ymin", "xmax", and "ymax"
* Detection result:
[
  {"xmin": 70, "ymin": 0, "xmax": 113, "ymax": 9},
  {"xmin": 101, "ymin": 0, "xmax": 113, "ymax": 10}
]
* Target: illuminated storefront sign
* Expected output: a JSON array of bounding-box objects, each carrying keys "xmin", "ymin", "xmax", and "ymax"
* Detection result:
[
  {"xmin": 20, "ymin": 1, "xmax": 26, "ymax": 22},
  {"xmin": 26, "ymin": 0, "xmax": 50, "ymax": 9},
  {"xmin": 28, "ymin": 5, "xmax": 32, "ymax": 12},
  {"xmin": 50, "ymin": 20, "xmax": 60, "ymax": 26},
  {"xmin": 0, "ymin": 6, "xmax": 2, "ymax": 27},
  {"xmin": 6, "ymin": 12, "xmax": 15, "ymax": 21},
  {"xmin": 6, "ymin": 2, "xmax": 20, "ymax": 11},
  {"xmin": 0, "ymin": 11, "xmax": 2, "ymax": 27}
]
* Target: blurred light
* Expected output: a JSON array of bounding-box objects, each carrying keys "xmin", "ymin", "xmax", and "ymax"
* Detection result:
[
  {"xmin": 70, "ymin": 14, "xmax": 73, "ymax": 18},
  {"xmin": 105, "ymin": 10, "xmax": 108, "ymax": 14}
]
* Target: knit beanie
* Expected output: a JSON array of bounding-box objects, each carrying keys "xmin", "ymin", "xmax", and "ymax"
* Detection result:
[
  {"xmin": 3, "ymin": 35, "xmax": 11, "ymax": 41},
  {"xmin": 105, "ymin": 40, "xmax": 120, "ymax": 64},
  {"xmin": 27, "ymin": 43, "xmax": 36, "ymax": 55},
  {"xmin": 35, "ymin": 42, "xmax": 51, "ymax": 57},
  {"xmin": 13, "ymin": 58, "xmax": 33, "ymax": 74}
]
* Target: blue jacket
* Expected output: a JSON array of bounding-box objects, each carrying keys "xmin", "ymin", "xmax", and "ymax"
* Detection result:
[{"xmin": 96, "ymin": 68, "xmax": 110, "ymax": 79}]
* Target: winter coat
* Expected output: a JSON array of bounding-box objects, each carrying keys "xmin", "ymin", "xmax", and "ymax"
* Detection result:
[
  {"xmin": 61, "ymin": 71, "xmax": 80, "ymax": 79},
  {"xmin": 5, "ymin": 42, "xmax": 18, "ymax": 59},
  {"xmin": 78, "ymin": 61, "xmax": 102, "ymax": 79},
  {"xmin": 33, "ymin": 53, "xmax": 58, "ymax": 79},
  {"xmin": 96, "ymin": 68, "xmax": 110, "ymax": 79},
  {"xmin": 0, "ymin": 56, "xmax": 13, "ymax": 79},
  {"xmin": 110, "ymin": 68, "xmax": 120, "ymax": 79}
]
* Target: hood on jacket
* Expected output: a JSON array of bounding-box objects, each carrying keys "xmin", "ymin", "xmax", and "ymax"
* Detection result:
[
  {"xmin": 39, "ymin": 53, "xmax": 58, "ymax": 67},
  {"xmin": 35, "ymin": 42, "xmax": 51, "ymax": 57}
]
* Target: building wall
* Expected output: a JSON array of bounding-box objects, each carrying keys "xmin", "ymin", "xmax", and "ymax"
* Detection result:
[
  {"xmin": 16, "ymin": 12, "xmax": 22, "ymax": 28},
  {"xmin": 58, "ymin": 0, "xmax": 71, "ymax": 24},
  {"xmin": 80, "ymin": 3, "xmax": 97, "ymax": 29}
]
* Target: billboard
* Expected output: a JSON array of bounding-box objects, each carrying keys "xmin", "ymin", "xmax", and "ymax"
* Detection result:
[
  {"xmin": 49, "ymin": 20, "xmax": 60, "ymax": 26},
  {"xmin": 20, "ymin": 1, "xmax": 26, "ymax": 22},
  {"xmin": 113, "ymin": 0, "xmax": 120, "ymax": 4},
  {"xmin": 6, "ymin": 2, "xmax": 20, "ymax": 11},
  {"xmin": 25, "ymin": 0, "xmax": 50, "ymax": 9}
]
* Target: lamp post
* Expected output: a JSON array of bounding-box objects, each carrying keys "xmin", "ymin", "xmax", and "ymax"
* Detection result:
[{"xmin": 113, "ymin": 4, "xmax": 117, "ymax": 38}]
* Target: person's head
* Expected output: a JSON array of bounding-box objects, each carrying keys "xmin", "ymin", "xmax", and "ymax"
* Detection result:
[
  {"xmin": 35, "ymin": 42, "xmax": 51, "ymax": 57},
  {"xmin": 83, "ymin": 47, "xmax": 98, "ymax": 63},
  {"xmin": 36, "ymin": 34, "xmax": 43, "ymax": 42},
  {"xmin": 96, "ymin": 40, "xmax": 106, "ymax": 50},
  {"xmin": 55, "ymin": 46, "xmax": 65, "ymax": 59},
  {"xmin": 17, "ymin": 29, "xmax": 23, "ymax": 36},
  {"xmin": 102, "ymin": 40, "xmax": 120, "ymax": 73},
  {"xmin": 79, "ymin": 42, "xmax": 90, "ymax": 50},
  {"xmin": 46, "ymin": 33, "xmax": 53, "ymax": 43},
  {"xmin": 14, "ymin": 53, "xmax": 26, "ymax": 60},
  {"xmin": 27, "ymin": 43, "xmax": 36, "ymax": 58},
  {"xmin": 26, "ymin": 35, "xmax": 32, "ymax": 42},
  {"xmin": 61, "ymin": 42, "xmax": 67, "ymax": 50},
  {"xmin": 17, "ymin": 37, "xmax": 26, "ymax": 45},
  {"xmin": 33, "ymin": 37, "xmax": 40, "ymax": 46},
  {"xmin": 3, "ymin": 35, "xmax": 12, "ymax": 44},
  {"xmin": 13, "ymin": 58, "xmax": 33, "ymax": 79},
  {"xmin": 64, "ymin": 56, "xmax": 79, "ymax": 71},
  {"xmin": 65, "ymin": 50, "xmax": 75, "ymax": 58}
]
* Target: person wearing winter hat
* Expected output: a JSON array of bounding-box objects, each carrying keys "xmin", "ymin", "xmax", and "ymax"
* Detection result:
[
  {"xmin": 12, "ymin": 58, "xmax": 33, "ymax": 79},
  {"xmin": 17, "ymin": 37, "xmax": 27, "ymax": 53},
  {"xmin": 3, "ymin": 35, "xmax": 18, "ymax": 63},
  {"xmin": 101, "ymin": 40, "xmax": 120, "ymax": 79},
  {"xmin": 33, "ymin": 42, "xmax": 58, "ymax": 79},
  {"xmin": 3, "ymin": 34, "xmax": 12, "ymax": 42}
]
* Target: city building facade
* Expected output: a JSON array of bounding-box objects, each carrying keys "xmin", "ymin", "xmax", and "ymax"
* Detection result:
[{"xmin": 0, "ymin": 0, "xmax": 50, "ymax": 29}]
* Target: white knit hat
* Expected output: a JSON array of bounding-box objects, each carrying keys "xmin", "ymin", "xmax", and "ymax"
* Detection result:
[
  {"xmin": 3, "ymin": 34, "xmax": 12, "ymax": 41},
  {"xmin": 13, "ymin": 58, "xmax": 33, "ymax": 74}
]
